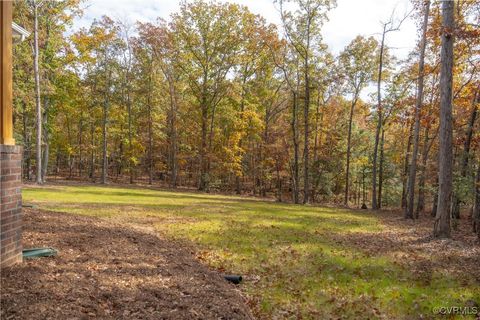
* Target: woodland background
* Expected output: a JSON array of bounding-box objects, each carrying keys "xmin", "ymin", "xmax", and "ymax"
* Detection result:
[{"xmin": 12, "ymin": 0, "xmax": 480, "ymax": 234}]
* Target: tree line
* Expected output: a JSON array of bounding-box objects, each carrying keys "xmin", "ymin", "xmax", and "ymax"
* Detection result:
[{"xmin": 12, "ymin": 0, "xmax": 480, "ymax": 239}]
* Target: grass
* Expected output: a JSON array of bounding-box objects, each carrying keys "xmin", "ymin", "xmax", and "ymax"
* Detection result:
[{"xmin": 24, "ymin": 185, "xmax": 479, "ymax": 319}]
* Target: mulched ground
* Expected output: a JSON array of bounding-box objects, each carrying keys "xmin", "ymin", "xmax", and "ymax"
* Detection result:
[{"xmin": 0, "ymin": 209, "xmax": 253, "ymax": 320}]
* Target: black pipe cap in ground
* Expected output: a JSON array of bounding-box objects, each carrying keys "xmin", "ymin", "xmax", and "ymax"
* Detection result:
[{"xmin": 223, "ymin": 275, "xmax": 242, "ymax": 284}]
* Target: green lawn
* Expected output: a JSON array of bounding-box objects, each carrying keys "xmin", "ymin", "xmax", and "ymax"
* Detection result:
[{"xmin": 23, "ymin": 185, "xmax": 479, "ymax": 319}]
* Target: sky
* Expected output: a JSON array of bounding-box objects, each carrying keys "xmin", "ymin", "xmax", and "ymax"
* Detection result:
[{"xmin": 73, "ymin": 0, "xmax": 419, "ymax": 59}]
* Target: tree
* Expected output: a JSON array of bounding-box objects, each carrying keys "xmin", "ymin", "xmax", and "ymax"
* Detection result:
[
  {"xmin": 277, "ymin": 0, "xmax": 335, "ymax": 204},
  {"xmin": 371, "ymin": 10, "xmax": 410, "ymax": 210},
  {"xmin": 142, "ymin": 21, "xmax": 181, "ymax": 188},
  {"xmin": 16, "ymin": 0, "xmax": 81, "ymax": 183},
  {"xmin": 29, "ymin": 0, "xmax": 44, "ymax": 184},
  {"xmin": 135, "ymin": 21, "xmax": 178, "ymax": 187},
  {"xmin": 232, "ymin": 13, "xmax": 277, "ymax": 195},
  {"xmin": 132, "ymin": 31, "xmax": 155, "ymax": 185},
  {"xmin": 415, "ymin": 73, "xmax": 439, "ymax": 216},
  {"xmin": 10, "ymin": 0, "xmax": 480, "ymax": 245},
  {"xmin": 270, "ymin": 41, "xmax": 302, "ymax": 203},
  {"xmin": 73, "ymin": 17, "xmax": 122, "ymax": 184},
  {"xmin": 118, "ymin": 19, "xmax": 136, "ymax": 184},
  {"xmin": 170, "ymin": 0, "xmax": 246, "ymax": 191},
  {"xmin": 433, "ymin": 0, "xmax": 454, "ymax": 238},
  {"xmin": 379, "ymin": 71, "xmax": 413, "ymax": 208},
  {"xmin": 338, "ymin": 35, "xmax": 377, "ymax": 206},
  {"xmin": 405, "ymin": 0, "xmax": 430, "ymax": 219}
]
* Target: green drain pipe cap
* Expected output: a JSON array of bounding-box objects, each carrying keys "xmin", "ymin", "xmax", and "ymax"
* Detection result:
[
  {"xmin": 23, "ymin": 248, "xmax": 58, "ymax": 259},
  {"xmin": 22, "ymin": 204, "xmax": 38, "ymax": 209}
]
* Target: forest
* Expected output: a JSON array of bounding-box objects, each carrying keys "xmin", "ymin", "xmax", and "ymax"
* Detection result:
[
  {"xmin": 2, "ymin": 0, "xmax": 480, "ymax": 319},
  {"xmin": 11, "ymin": 0, "xmax": 480, "ymax": 239}
]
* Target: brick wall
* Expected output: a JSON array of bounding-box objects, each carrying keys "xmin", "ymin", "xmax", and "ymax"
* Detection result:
[{"xmin": 1, "ymin": 144, "xmax": 23, "ymax": 267}]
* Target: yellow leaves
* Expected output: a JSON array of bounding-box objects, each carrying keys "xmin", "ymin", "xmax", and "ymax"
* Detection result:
[
  {"xmin": 243, "ymin": 108, "xmax": 264, "ymax": 133},
  {"xmin": 220, "ymin": 144, "xmax": 243, "ymax": 176},
  {"xmin": 129, "ymin": 156, "xmax": 139, "ymax": 166},
  {"xmin": 352, "ymin": 156, "xmax": 370, "ymax": 168},
  {"xmin": 66, "ymin": 145, "xmax": 75, "ymax": 156}
]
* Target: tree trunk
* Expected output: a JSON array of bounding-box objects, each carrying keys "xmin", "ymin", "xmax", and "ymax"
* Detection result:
[
  {"xmin": 292, "ymin": 91, "xmax": 300, "ymax": 204},
  {"xmin": 147, "ymin": 89, "xmax": 153, "ymax": 185},
  {"xmin": 168, "ymin": 77, "xmax": 178, "ymax": 188},
  {"xmin": 402, "ymin": 123, "xmax": 414, "ymax": 208},
  {"xmin": 405, "ymin": 0, "xmax": 430, "ymax": 219},
  {"xmin": 252, "ymin": 141, "xmax": 257, "ymax": 195},
  {"xmin": 303, "ymin": 59, "xmax": 310, "ymax": 204},
  {"xmin": 89, "ymin": 121, "xmax": 95, "ymax": 180},
  {"xmin": 33, "ymin": 2, "xmax": 42, "ymax": 184},
  {"xmin": 101, "ymin": 99, "xmax": 108, "ymax": 184},
  {"xmin": 416, "ymin": 125, "xmax": 430, "ymax": 216},
  {"xmin": 312, "ymin": 95, "xmax": 321, "ymax": 200},
  {"xmin": 276, "ymin": 160, "xmax": 282, "ymax": 202},
  {"xmin": 356, "ymin": 170, "xmax": 361, "ymax": 207},
  {"xmin": 378, "ymin": 128, "xmax": 385, "ymax": 209},
  {"xmin": 127, "ymin": 90, "xmax": 133, "ymax": 184},
  {"xmin": 22, "ymin": 101, "xmax": 31, "ymax": 180},
  {"xmin": 101, "ymin": 66, "xmax": 111, "ymax": 185},
  {"xmin": 78, "ymin": 117, "xmax": 83, "ymax": 177},
  {"xmin": 260, "ymin": 117, "xmax": 270, "ymax": 198},
  {"xmin": 41, "ymin": 98, "xmax": 50, "ymax": 183},
  {"xmin": 432, "ymin": 176, "xmax": 439, "ymax": 217},
  {"xmin": 236, "ymin": 72, "xmax": 248, "ymax": 195},
  {"xmin": 41, "ymin": 126, "xmax": 49, "ymax": 182},
  {"xmin": 345, "ymin": 97, "xmax": 358, "ymax": 206},
  {"xmin": 206, "ymin": 102, "xmax": 217, "ymax": 192},
  {"xmin": 362, "ymin": 167, "xmax": 366, "ymax": 208},
  {"xmin": 117, "ymin": 139, "xmax": 123, "ymax": 178},
  {"xmin": 372, "ymin": 26, "xmax": 386, "ymax": 210},
  {"xmin": 433, "ymin": 0, "xmax": 454, "ymax": 238},
  {"xmin": 199, "ymin": 91, "xmax": 208, "ymax": 190}
]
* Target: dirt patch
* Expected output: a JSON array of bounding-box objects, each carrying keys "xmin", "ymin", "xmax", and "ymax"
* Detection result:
[{"xmin": 0, "ymin": 209, "xmax": 253, "ymax": 320}]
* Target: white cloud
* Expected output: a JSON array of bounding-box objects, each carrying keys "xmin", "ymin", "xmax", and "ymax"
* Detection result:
[
  {"xmin": 323, "ymin": 0, "xmax": 417, "ymax": 57},
  {"xmin": 74, "ymin": 0, "xmax": 418, "ymax": 59}
]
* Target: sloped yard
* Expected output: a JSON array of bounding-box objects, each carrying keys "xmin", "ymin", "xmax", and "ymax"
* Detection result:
[{"xmin": 3, "ymin": 183, "xmax": 480, "ymax": 319}]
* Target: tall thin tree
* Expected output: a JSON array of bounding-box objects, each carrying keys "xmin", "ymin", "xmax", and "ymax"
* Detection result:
[
  {"xmin": 405, "ymin": 0, "xmax": 430, "ymax": 219},
  {"xmin": 339, "ymin": 36, "xmax": 377, "ymax": 206},
  {"xmin": 31, "ymin": 0, "xmax": 44, "ymax": 184},
  {"xmin": 372, "ymin": 10, "xmax": 410, "ymax": 209},
  {"xmin": 433, "ymin": 0, "xmax": 455, "ymax": 238},
  {"xmin": 277, "ymin": 0, "xmax": 334, "ymax": 204}
]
